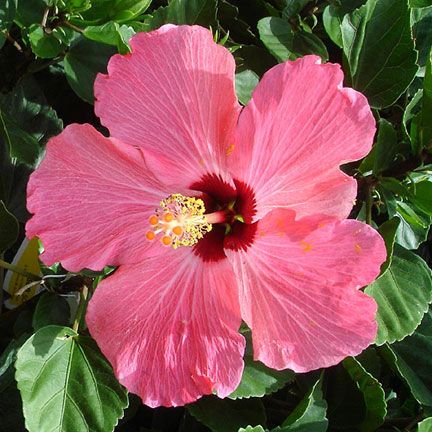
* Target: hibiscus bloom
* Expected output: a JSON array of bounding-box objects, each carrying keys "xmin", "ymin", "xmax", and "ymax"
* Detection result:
[{"xmin": 26, "ymin": 25, "xmax": 386, "ymax": 407}]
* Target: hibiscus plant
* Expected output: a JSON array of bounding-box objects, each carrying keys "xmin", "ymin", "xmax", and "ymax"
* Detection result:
[{"xmin": 0, "ymin": 1, "xmax": 432, "ymax": 432}]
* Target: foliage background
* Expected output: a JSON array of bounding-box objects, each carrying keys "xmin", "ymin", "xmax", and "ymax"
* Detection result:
[{"xmin": 1, "ymin": 0, "xmax": 432, "ymax": 431}]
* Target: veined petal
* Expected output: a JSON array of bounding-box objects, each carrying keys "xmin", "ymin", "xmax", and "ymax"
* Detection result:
[
  {"xmin": 95, "ymin": 25, "xmax": 240, "ymax": 187},
  {"xmin": 228, "ymin": 55, "xmax": 376, "ymax": 221},
  {"xmin": 86, "ymin": 248, "xmax": 245, "ymax": 407},
  {"xmin": 226, "ymin": 209, "xmax": 386, "ymax": 372},
  {"xmin": 26, "ymin": 124, "xmax": 169, "ymax": 272}
]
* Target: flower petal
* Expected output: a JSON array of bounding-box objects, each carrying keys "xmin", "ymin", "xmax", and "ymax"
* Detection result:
[
  {"xmin": 86, "ymin": 248, "xmax": 245, "ymax": 407},
  {"xmin": 225, "ymin": 209, "xmax": 386, "ymax": 372},
  {"xmin": 95, "ymin": 25, "xmax": 240, "ymax": 187},
  {"xmin": 26, "ymin": 124, "xmax": 169, "ymax": 272},
  {"xmin": 228, "ymin": 55, "xmax": 376, "ymax": 220}
]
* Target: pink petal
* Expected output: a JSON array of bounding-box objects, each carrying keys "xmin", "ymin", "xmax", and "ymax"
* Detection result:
[
  {"xmin": 26, "ymin": 124, "xmax": 169, "ymax": 272},
  {"xmin": 86, "ymin": 248, "xmax": 245, "ymax": 407},
  {"xmin": 226, "ymin": 209, "xmax": 386, "ymax": 372},
  {"xmin": 228, "ymin": 55, "xmax": 376, "ymax": 221},
  {"xmin": 95, "ymin": 25, "xmax": 241, "ymax": 187}
]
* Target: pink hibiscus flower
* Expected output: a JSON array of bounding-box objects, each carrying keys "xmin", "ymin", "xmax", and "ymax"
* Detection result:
[{"xmin": 26, "ymin": 25, "xmax": 386, "ymax": 407}]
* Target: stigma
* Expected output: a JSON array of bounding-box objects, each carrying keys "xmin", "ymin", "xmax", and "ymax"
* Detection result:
[{"xmin": 146, "ymin": 194, "xmax": 213, "ymax": 249}]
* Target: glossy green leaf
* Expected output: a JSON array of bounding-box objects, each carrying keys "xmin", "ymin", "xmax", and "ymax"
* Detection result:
[
  {"xmin": 0, "ymin": 0, "xmax": 17, "ymax": 48},
  {"xmin": 365, "ymin": 244, "xmax": 432, "ymax": 345},
  {"xmin": 410, "ymin": 0, "xmax": 432, "ymax": 7},
  {"xmin": 322, "ymin": 5, "xmax": 343, "ymax": 47},
  {"xmin": 0, "ymin": 200, "xmax": 18, "ymax": 253},
  {"xmin": 15, "ymin": 325, "xmax": 128, "ymax": 432},
  {"xmin": 84, "ymin": 21, "xmax": 135, "ymax": 53},
  {"xmin": 377, "ymin": 217, "xmax": 400, "ymax": 274},
  {"xmin": 277, "ymin": 376, "xmax": 327, "ymax": 432},
  {"xmin": 188, "ymin": 396, "xmax": 266, "ymax": 432},
  {"xmin": 28, "ymin": 24, "xmax": 65, "ymax": 59},
  {"xmin": 0, "ymin": 78, "xmax": 63, "ymax": 167},
  {"xmin": 418, "ymin": 417, "xmax": 432, "ymax": 431},
  {"xmin": 0, "ymin": 339, "xmax": 26, "ymax": 432},
  {"xmin": 143, "ymin": 0, "xmax": 218, "ymax": 30},
  {"xmin": 32, "ymin": 293, "xmax": 71, "ymax": 330},
  {"xmin": 111, "ymin": 0, "xmax": 152, "ymax": 21},
  {"xmin": 412, "ymin": 6, "xmax": 432, "ymax": 66},
  {"xmin": 342, "ymin": 357, "xmax": 386, "ymax": 432},
  {"xmin": 341, "ymin": 0, "xmax": 418, "ymax": 108},
  {"xmin": 229, "ymin": 356, "xmax": 294, "ymax": 400},
  {"xmin": 420, "ymin": 49, "xmax": 432, "ymax": 149},
  {"xmin": 258, "ymin": 17, "xmax": 328, "ymax": 62},
  {"xmin": 235, "ymin": 70, "xmax": 259, "ymax": 105},
  {"xmin": 412, "ymin": 181, "xmax": 432, "ymax": 215},
  {"xmin": 63, "ymin": 37, "xmax": 116, "ymax": 103},
  {"xmin": 385, "ymin": 309, "xmax": 432, "ymax": 407},
  {"xmin": 359, "ymin": 119, "xmax": 399, "ymax": 175},
  {"xmin": 14, "ymin": 0, "xmax": 46, "ymax": 27}
]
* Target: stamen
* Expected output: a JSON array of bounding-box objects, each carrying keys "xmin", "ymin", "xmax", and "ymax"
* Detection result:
[
  {"xmin": 146, "ymin": 231, "xmax": 155, "ymax": 241},
  {"xmin": 149, "ymin": 215, "xmax": 158, "ymax": 225},
  {"xmin": 145, "ymin": 194, "xmax": 213, "ymax": 249}
]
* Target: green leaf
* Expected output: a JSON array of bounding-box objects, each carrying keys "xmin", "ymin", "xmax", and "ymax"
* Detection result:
[
  {"xmin": 32, "ymin": 293, "xmax": 71, "ymax": 330},
  {"xmin": 258, "ymin": 17, "xmax": 328, "ymax": 62},
  {"xmin": 322, "ymin": 5, "xmax": 343, "ymax": 47},
  {"xmin": 0, "ymin": 78, "xmax": 63, "ymax": 167},
  {"xmin": 403, "ymin": 88, "xmax": 422, "ymax": 150},
  {"xmin": 28, "ymin": 24, "xmax": 65, "ymax": 59},
  {"xmin": 111, "ymin": 0, "xmax": 151, "ymax": 21},
  {"xmin": 377, "ymin": 217, "xmax": 400, "ymax": 274},
  {"xmin": 342, "ymin": 357, "xmax": 386, "ymax": 432},
  {"xmin": 0, "ymin": 339, "xmax": 26, "ymax": 432},
  {"xmin": 278, "ymin": 376, "xmax": 327, "ymax": 432},
  {"xmin": 0, "ymin": 200, "xmax": 19, "ymax": 253},
  {"xmin": 0, "ymin": 0, "xmax": 17, "ymax": 48},
  {"xmin": 365, "ymin": 244, "xmax": 432, "ymax": 345},
  {"xmin": 14, "ymin": 0, "xmax": 46, "ymax": 27},
  {"xmin": 235, "ymin": 70, "xmax": 259, "ymax": 106},
  {"xmin": 341, "ymin": 0, "xmax": 418, "ymax": 108},
  {"xmin": 420, "ymin": 49, "xmax": 432, "ymax": 150},
  {"xmin": 15, "ymin": 325, "xmax": 128, "ymax": 432},
  {"xmin": 412, "ymin": 6, "xmax": 432, "ymax": 66},
  {"xmin": 63, "ymin": 36, "xmax": 116, "ymax": 103},
  {"xmin": 412, "ymin": 181, "xmax": 432, "ymax": 214},
  {"xmin": 418, "ymin": 417, "xmax": 432, "ymax": 431},
  {"xmin": 84, "ymin": 21, "xmax": 135, "ymax": 53},
  {"xmin": 410, "ymin": 0, "xmax": 432, "ymax": 7},
  {"xmin": 143, "ymin": 0, "xmax": 218, "ymax": 30},
  {"xmin": 188, "ymin": 397, "xmax": 266, "ymax": 432},
  {"xmin": 229, "ymin": 356, "xmax": 294, "ymax": 400},
  {"xmin": 384, "ymin": 309, "xmax": 432, "ymax": 407},
  {"xmin": 359, "ymin": 119, "xmax": 399, "ymax": 175}
]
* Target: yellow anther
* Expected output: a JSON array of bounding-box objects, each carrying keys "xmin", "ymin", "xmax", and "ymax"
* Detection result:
[
  {"xmin": 162, "ymin": 235, "xmax": 172, "ymax": 246},
  {"xmin": 172, "ymin": 226, "xmax": 183, "ymax": 236},
  {"xmin": 164, "ymin": 213, "xmax": 174, "ymax": 223},
  {"xmin": 149, "ymin": 215, "xmax": 158, "ymax": 225},
  {"xmin": 146, "ymin": 231, "xmax": 156, "ymax": 241},
  {"xmin": 145, "ymin": 194, "xmax": 212, "ymax": 249}
]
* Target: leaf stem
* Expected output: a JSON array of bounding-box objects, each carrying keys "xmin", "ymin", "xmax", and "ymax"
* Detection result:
[
  {"xmin": 72, "ymin": 285, "xmax": 89, "ymax": 333},
  {"xmin": 0, "ymin": 30, "xmax": 23, "ymax": 52},
  {"xmin": 0, "ymin": 258, "xmax": 41, "ymax": 281},
  {"xmin": 61, "ymin": 20, "xmax": 84, "ymax": 34}
]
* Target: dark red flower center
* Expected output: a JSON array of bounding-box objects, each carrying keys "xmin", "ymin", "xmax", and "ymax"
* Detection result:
[{"xmin": 190, "ymin": 174, "xmax": 258, "ymax": 262}]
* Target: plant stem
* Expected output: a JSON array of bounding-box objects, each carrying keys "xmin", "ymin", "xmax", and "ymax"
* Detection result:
[
  {"xmin": 61, "ymin": 20, "xmax": 84, "ymax": 34},
  {"xmin": 1, "ymin": 30, "xmax": 23, "ymax": 52},
  {"xmin": 0, "ymin": 258, "xmax": 41, "ymax": 281},
  {"xmin": 72, "ymin": 285, "xmax": 89, "ymax": 333}
]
